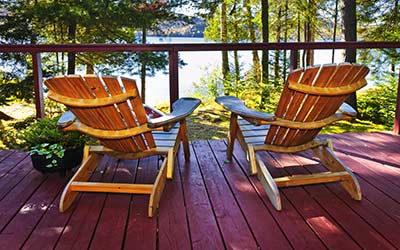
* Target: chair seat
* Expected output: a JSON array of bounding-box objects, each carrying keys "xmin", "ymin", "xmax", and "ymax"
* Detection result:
[
  {"xmin": 153, "ymin": 124, "xmax": 180, "ymax": 147},
  {"xmin": 238, "ymin": 118, "xmax": 268, "ymax": 145}
]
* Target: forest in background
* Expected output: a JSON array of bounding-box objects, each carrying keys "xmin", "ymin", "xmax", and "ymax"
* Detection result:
[{"xmin": 0, "ymin": 0, "xmax": 399, "ymax": 142}]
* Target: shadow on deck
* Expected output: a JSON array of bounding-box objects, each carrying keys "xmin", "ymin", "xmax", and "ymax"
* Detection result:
[{"xmin": 0, "ymin": 132, "xmax": 399, "ymax": 250}]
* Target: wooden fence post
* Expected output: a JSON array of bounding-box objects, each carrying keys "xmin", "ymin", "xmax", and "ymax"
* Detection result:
[
  {"xmin": 169, "ymin": 49, "xmax": 179, "ymax": 111},
  {"xmin": 31, "ymin": 52, "xmax": 45, "ymax": 118}
]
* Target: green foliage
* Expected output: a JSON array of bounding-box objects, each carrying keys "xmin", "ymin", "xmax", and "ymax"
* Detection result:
[
  {"xmin": 192, "ymin": 67, "xmax": 224, "ymax": 102},
  {"xmin": 321, "ymin": 119, "xmax": 389, "ymax": 134},
  {"xmin": 0, "ymin": 0, "xmax": 186, "ymax": 105},
  {"xmin": 192, "ymin": 66, "xmax": 282, "ymax": 112},
  {"xmin": 357, "ymin": 78, "xmax": 398, "ymax": 127},
  {"xmin": 18, "ymin": 116, "xmax": 90, "ymax": 150},
  {"xmin": 29, "ymin": 143, "xmax": 65, "ymax": 168}
]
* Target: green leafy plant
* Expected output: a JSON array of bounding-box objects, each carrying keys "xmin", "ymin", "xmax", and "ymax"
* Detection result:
[
  {"xmin": 29, "ymin": 143, "xmax": 65, "ymax": 168},
  {"xmin": 18, "ymin": 116, "xmax": 90, "ymax": 169},
  {"xmin": 19, "ymin": 116, "xmax": 89, "ymax": 150},
  {"xmin": 357, "ymin": 78, "xmax": 397, "ymax": 128}
]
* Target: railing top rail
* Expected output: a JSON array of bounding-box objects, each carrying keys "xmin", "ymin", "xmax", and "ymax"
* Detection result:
[{"xmin": 0, "ymin": 41, "xmax": 399, "ymax": 53}]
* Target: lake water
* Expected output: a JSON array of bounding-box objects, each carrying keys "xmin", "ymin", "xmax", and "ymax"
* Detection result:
[{"xmin": 128, "ymin": 37, "xmax": 345, "ymax": 106}]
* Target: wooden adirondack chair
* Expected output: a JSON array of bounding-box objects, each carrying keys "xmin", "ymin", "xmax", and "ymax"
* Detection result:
[
  {"xmin": 216, "ymin": 63, "xmax": 369, "ymax": 210},
  {"xmin": 44, "ymin": 75, "xmax": 200, "ymax": 217}
]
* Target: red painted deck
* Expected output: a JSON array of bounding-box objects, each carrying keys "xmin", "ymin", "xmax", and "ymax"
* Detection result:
[{"xmin": 0, "ymin": 132, "xmax": 399, "ymax": 250}]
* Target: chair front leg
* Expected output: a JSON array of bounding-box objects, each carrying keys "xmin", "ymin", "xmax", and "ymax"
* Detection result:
[
  {"xmin": 227, "ymin": 113, "xmax": 238, "ymax": 162},
  {"xmin": 179, "ymin": 119, "xmax": 190, "ymax": 161}
]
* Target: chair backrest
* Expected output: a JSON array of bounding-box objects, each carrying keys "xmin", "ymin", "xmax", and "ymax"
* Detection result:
[
  {"xmin": 265, "ymin": 63, "xmax": 369, "ymax": 147},
  {"xmin": 44, "ymin": 75, "xmax": 155, "ymax": 153}
]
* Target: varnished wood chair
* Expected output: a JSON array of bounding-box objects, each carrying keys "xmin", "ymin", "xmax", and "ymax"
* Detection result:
[
  {"xmin": 216, "ymin": 63, "xmax": 369, "ymax": 210},
  {"xmin": 44, "ymin": 75, "xmax": 200, "ymax": 217}
]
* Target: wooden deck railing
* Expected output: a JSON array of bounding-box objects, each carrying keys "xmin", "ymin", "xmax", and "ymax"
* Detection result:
[{"xmin": 0, "ymin": 41, "xmax": 400, "ymax": 134}]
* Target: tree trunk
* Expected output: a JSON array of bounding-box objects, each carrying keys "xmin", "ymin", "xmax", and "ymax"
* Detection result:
[
  {"xmin": 261, "ymin": 0, "xmax": 269, "ymax": 85},
  {"xmin": 332, "ymin": 0, "xmax": 339, "ymax": 63},
  {"xmin": 233, "ymin": 17, "xmax": 240, "ymax": 95},
  {"xmin": 283, "ymin": 0, "xmax": 289, "ymax": 80},
  {"xmin": 141, "ymin": 27, "xmax": 147, "ymax": 103},
  {"xmin": 245, "ymin": 0, "xmax": 261, "ymax": 82},
  {"xmin": 274, "ymin": 5, "xmax": 282, "ymax": 85},
  {"xmin": 221, "ymin": 1, "xmax": 230, "ymax": 94},
  {"xmin": 342, "ymin": 0, "xmax": 357, "ymax": 109},
  {"xmin": 86, "ymin": 58, "xmax": 94, "ymax": 74},
  {"xmin": 297, "ymin": 12, "xmax": 301, "ymax": 67},
  {"xmin": 260, "ymin": 0, "xmax": 270, "ymax": 108},
  {"xmin": 67, "ymin": 22, "xmax": 76, "ymax": 74},
  {"xmin": 305, "ymin": 0, "xmax": 315, "ymax": 66}
]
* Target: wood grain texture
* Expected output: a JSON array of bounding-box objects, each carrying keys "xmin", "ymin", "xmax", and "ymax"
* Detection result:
[
  {"xmin": 176, "ymin": 145, "xmax": 225, "ymax": 250},
  {"xmin": 0, "ymin": 133, "xmax": 399, "ymax": 249},
  {"xmin": 192, "ymin": 140, "xmax": 259, "ymax": 250}
]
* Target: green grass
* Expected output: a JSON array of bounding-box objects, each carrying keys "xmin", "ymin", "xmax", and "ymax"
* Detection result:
[
  {"xmin": 183, "ymin": 103, "xmax": 391, "ymax": 140},
  {"xmin": 320, "ymin": 119, "xmax": 389, "ymax": 134},
  {"xmin": 0, "ymin": 102, "xmax": 392, "ymax": 149}
]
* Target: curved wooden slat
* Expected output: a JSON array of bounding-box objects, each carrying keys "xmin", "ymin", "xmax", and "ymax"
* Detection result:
[
  {"xmin": 48, "ymin": 91, "xmax": 137, "ymax": 107},
  {"xmin": 288, "ymin": 79, "xmax": 367, "ymax": 96}
]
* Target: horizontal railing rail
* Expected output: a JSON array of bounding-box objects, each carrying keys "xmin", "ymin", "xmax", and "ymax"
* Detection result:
[{"xmin": 0, "ymin": 41, "xmax": 399, "ymax": 134}]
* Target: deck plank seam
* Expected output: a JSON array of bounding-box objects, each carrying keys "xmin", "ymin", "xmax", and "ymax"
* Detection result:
[
  {"xmin": 87, "ymin": 157, "xmax": 121, "ymax": 250},
  {"xmin": 176, "ymin": 145, "xmax": 194, "ymax": 250},
  {"xmin": 19, "ymin": 176, "xmax": 70, "ymax": 250},
  {"xmin": 297, "ymin": 148, "xmax": 398, "ymax": 250},
  {"xmin": 120, "ymin": 158, "xmax": 140, "ymax": 250},
  {"xmin": 224, "ymin": 139, "xmax": 295, "ymax": 250},
  {"xmin": 275, "ymin": 150, "xmax": 366, "ymax": 250},
  {"xmin": 260, "ymin": 151, "xmax": 331, "ymax": 250},
  {"xmin": 207, "ymin": 139, "xmax": 266, "ymax": 249},
  {"xmin": 191, "ymin": 140, "xmax": 228, "ymax": 250},
  {"xmin": 0, "ymin": 173, "xmax": 49, "ymax": 234},
  {"xmin": 0, "ymin": 153, "xmax": 29, "ymax": 179},
  {"xmin": 0, "ymin": 157, "xmax": 33, "ymax": 202}
]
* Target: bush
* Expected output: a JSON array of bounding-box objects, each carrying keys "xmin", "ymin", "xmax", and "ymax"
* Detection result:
[
  {"xmin": 357, "ymin": 80, "xmax": 397, "ymax": 127},
  {"xmin": 18, "ymin": 116, "xmax": 90, "ymax": 150},
  {"xmin": 192, "ymin": 67, "xmax": 282, "ymax": 113}
]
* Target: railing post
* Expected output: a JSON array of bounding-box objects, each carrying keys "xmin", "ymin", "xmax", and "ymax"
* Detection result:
[
  {"xmin": 31, "ymin": 52, "xmax": 45, "ymax": 118},
  {"xmin": 290, "ymin": 49, "xmax": 298, "ymax": 71},
  {"xmin": 394, "ymin": 68, "xmax": 400, "ymax": 135},
  {"xmin": 168, "ymin": 49, "xmax": 179, "ymax": 111}
]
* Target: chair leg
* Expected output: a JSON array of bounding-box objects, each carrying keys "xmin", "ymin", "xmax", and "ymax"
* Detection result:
[
  {"xmin": 59, "ymin": 153, "xmax": 103, "ymax": 212},
  {"xmin": 179, "ymin": 120, "xmax": 190, "ymax": 161},
  {"xmin": 248, "ymin": 144, "xmax": 258, "ymax": 175},
  {"xmin": 166, "ymin": 148, "xmax": 175, "ymax": 180},
  {"xmin": 227, "ymin": 114, "xmax": 238, "ymax": 162},
  {"xmin": 312, "ymin": 144, "xmax": 362, "ymax": 200},
  {"xmin": 148, "ymin": 156, "xmax": 168, "ymax": 217},
  {"xmin": 256, "ymin": 155, "xmax": 282, "ymax": 210}
]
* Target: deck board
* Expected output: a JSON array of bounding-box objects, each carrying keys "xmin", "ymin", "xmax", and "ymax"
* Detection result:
[
  {"xmin": 0, "ymin": 132, "xmax": 399, "ymax": 250},
  {"xmin": 176, "ymin": 143, "xmax": 225, "ymax": 250},
  {"xmin": 192, "ymin": 140, "xmax": 259, "ymax": 250}
]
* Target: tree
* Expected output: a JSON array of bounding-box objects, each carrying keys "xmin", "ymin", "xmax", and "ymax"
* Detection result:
[
  {"xmin": 244, "ymin": 0, "xmax": 261, "ymax": 82},
  {"xmin": 342, "ymin": 0, "xmax": 357, "ymax": 109},
  {"xmin": 261, "ymin": 0, "xmax": 269, "ymax": 85},
  {"xmin": 221, "ymin": 0, "xmax": 230, "ymax": 93},
  {"xmin": 0, "ymin": 0, "xmax": 187, "ymax": 104}
]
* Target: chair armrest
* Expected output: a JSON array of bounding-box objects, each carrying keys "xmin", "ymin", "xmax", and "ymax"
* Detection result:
[
  {"xmin": 215, "ymin": 96, "xmax": 275, "ymax": 125},
  {"xmin": 338, "ymin": 103, "xmax": 357, "ymax": 117},
  {"xmin": 57, "ymin": 111, "xmax": 77, "ymax": 129},
  {"xmin": 148, "ymin": 97, "xmax": 201, "ymax": 129}
]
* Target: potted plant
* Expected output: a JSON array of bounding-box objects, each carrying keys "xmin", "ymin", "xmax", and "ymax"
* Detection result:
[{"xmin": 19, "ymin": 115, "xmax": 90, "ymax": 175}]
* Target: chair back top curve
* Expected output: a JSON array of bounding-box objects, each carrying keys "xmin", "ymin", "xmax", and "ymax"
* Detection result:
[
  {"xmin": 265, "ymin": 63, "xmax": 369, "ymax": 147},
  {"xmin": 44, "ymin": 75, "xmax": 155, "ymax": 153}
]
